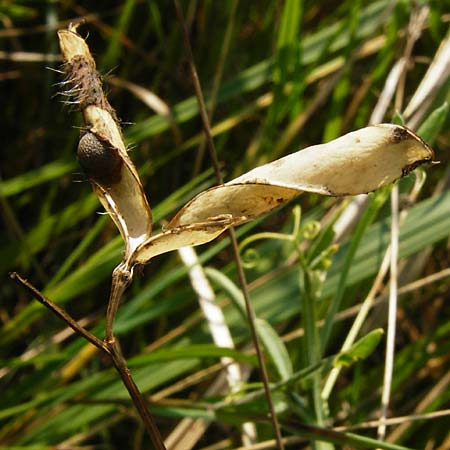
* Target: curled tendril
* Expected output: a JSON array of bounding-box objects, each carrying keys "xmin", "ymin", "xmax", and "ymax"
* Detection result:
[
  {"xmin": 241, "ymin": 248, "xmax": 261, "ymax": 269},
  {"xmin": 237, "ymin": 206, "xmax": 303, "ymax": 268},
  {"xmin": 309, "ymin": 243, "xmax": 339, "ymax": 271},
  {"xmin": 301, "ymin": 220, "xmax": 321, "ymax": 240}
]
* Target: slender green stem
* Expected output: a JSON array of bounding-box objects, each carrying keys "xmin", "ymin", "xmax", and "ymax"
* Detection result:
[
  {"xmin": 319, "ymin": 188, "xmax": 389, "ymax": 353},
  {"xmin": 299, "ymin": 267, "xmax": 326, "ymax": 427},
  {"xmin": 173, "ymin": 2, "xmax": 284, "ymax": 448}
]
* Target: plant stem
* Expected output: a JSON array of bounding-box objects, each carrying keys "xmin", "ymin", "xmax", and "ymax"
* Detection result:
[
  {"xmin": 10, "ymin": 272, "xmax": 107, "ymax": 353},
  {"xmin": 173, "ymin": 2, "xmax": 285, "ymax": 448},
  {"xmin": 299, "ymin": 269, "xmax": 327, "ymax": 425},
  {"xmin": 319, "ymin": 188, "xmax": 389, "ymax": 353},
  {"xmin": 108, "ymin": 341, "xmax": 166, "ymax": 450},
  {"xmin": 10, "ymin": 272, "xmax": 167, "ymax": 450},
  {"xmin": 103, "ymin": 261, "xmax": 167, "ymax": 450},
  {"xmin": 105, "ymin": 262, "xmax": 132, "ymax": 344}
]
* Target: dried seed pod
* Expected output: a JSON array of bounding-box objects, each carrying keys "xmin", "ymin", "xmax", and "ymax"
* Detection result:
[
  {"xmin": 134, "ymin": 124, "xmax": 434, "ymax": 264},
  {"xmin": 58, "ymin": 25, "xmax": 152, "ymax": 261}
]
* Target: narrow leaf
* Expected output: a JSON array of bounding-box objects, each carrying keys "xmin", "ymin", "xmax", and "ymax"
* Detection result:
[
  {"xmin": 334, "ymin": 329, "xmax": 384, "ymax": 367},
  {"xmin": 255, "ymin": 318, "xmax": 293, "ymax": 381},
  {"xmin": 416, "ymin": 101, "xmax": 448, "ymax": 145}
]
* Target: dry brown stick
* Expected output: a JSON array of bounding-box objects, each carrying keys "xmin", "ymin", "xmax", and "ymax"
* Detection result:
[
  {"xmin": 172, "ymin": 2, "xmax": 285, "ymax": 449},
  {"xmin": 10, "ymin": 272, "xmax": 166, "ymax": 450},
  {"xmin": 192, "ymin": 0, "xmax": 239, "ymax": 177},
  {"xmin": 10, "ymin": 272, "xmax": 107, "ymax": 352}
]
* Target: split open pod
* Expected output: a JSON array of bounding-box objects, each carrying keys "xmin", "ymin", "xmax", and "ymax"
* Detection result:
[
  {"xmin": 57, "ymin": 27, "xmax": 433, "ymax": 269},
  {"xmin": 133, "ymin": 124, "xmax": 434, "ymax": 264},
  {"xmin": 58, "ymin": 26, "xmax": 152, "ymax": 264}
]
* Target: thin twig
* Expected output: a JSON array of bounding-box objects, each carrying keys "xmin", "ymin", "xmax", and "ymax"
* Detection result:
[
  {"xmin": 173, "ymin": 1, "xmax": 284, "ymax": 448},
  {"xmin": 10, "ymin": 272, "xmax": 108, "ymax": 353},
  {"xmin": 10, "ymin": 272, "xmax": 167, "ymax": 450},
  {"xmin": 192, "ymin": 0, "xmax": 239, "ymax": 176},
  {"xmin": 173, "ymin": 0, "xmax": 222, "ymax": 184},
  {"xmin": 108, "ymin": 346, "xmax": 166, "ymax": 450},
  {"xmin": 104, "ymin": 265, "xmax": 167, "ymax": 449},
  {"xmin": 176, "ymin": 245, "xmax": 256, "ymax": 448}
]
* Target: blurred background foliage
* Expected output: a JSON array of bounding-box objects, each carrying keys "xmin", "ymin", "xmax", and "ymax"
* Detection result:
[{"xmin": 1, "ymin": 1, "xmax": 450, "ymax": 449}]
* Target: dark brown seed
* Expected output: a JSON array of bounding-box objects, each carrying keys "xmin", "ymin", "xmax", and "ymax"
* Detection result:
[{"xmin": 77, "ymin": 132, "xmax": 123, "ymax": 186}]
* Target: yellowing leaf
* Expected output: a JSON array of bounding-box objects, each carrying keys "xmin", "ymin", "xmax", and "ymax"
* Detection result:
[{"xmin": 134, "ymin": 124, "xmax": 433, "ymax": 264}]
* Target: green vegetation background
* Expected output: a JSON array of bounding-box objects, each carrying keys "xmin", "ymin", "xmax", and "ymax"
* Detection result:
[{"xmin": 1, "ymin": 1, "xmax": 450, "ymax": 449}]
